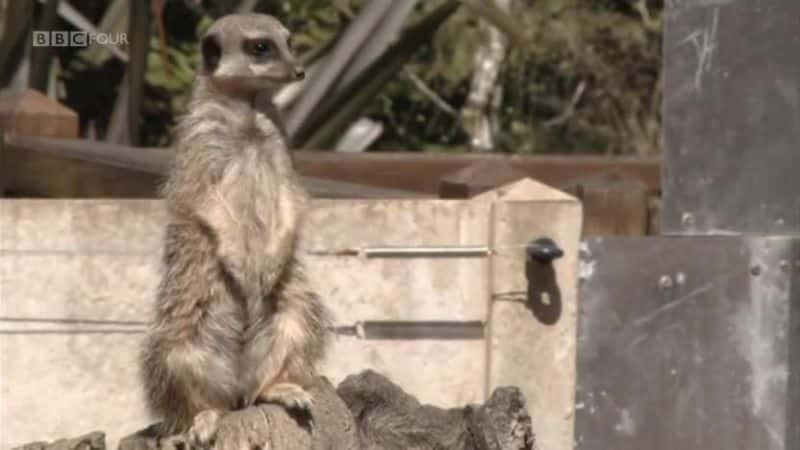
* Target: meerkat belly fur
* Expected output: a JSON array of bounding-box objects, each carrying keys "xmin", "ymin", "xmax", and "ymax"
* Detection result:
[{"xmin": 140, "ymin": 14, "xmax": 329, "ymax": 434}]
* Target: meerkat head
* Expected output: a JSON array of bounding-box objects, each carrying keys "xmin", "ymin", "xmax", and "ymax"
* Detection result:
[{"xmin": 200, "ymin": 14, "xmax": 304, "ymax": 95}]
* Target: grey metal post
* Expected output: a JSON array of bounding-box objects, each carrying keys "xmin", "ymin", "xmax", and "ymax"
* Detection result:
[
  {"xmin": 661, "ymin": 1, "xmax": 800, "ymax": 235},
  {"xmin": 575, "ymin": 2, "xmax": 800, "ymax": 449}
]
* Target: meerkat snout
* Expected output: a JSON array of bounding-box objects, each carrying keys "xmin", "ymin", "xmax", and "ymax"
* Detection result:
[{"xmin": 200, "ymin": 13, "xmax": 302, "ymax": 94}]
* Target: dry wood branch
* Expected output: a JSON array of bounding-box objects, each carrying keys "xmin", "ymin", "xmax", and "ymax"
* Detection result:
[
  {"xmin": 404, "ymin": 68, "xmax": 458, "ymax": 117},
  {"xmin": 461, "ymin": 0, "xmax": 513, "ymax": 151},
  {"xmin": 543, "ymin": 80, "xmax": 587, "ymax": 128}
]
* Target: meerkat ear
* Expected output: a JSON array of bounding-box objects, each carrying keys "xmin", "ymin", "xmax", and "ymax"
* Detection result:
[{"xmin": 201, "ymin": 35, "xmax": 222, "ymax": 73}]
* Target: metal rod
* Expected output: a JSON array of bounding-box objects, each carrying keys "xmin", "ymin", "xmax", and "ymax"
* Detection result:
[
  {"xmin": 360, "ymin": 320, "xmax": 485, "ymax": 340},
  {"xmin": 364, "ymin": 246, "xmax": 490, "ymax": 258},
  {"xmin": 330, "ymin": 321, "xmax": 485, "ymax": 340},
  {"xmin": 0, "ymin": 317, "xmax": 147, "ymax": 326},
  {"xmin": 0, "ymin": 320, "xmax": 485, "ymax": 340},
  {"xmin": 308, "ymin": 245, "xmax": 492, "ymax": 258},
  {"xmin": 0, "ymin": 329, "xmax": 145, "ymax": 335}
]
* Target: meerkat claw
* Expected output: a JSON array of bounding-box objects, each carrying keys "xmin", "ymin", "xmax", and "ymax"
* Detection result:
[
  {"xmin": 187, "ymin": 409, "xmax": 222, "ymax": 447},
  {"xmin": 259, "ymin": 383, "xmax": 313, "ymax": 411}
]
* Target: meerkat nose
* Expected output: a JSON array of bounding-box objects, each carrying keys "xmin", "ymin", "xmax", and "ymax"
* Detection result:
[{"xmin": 293, "ymin": 66, "xmax": 305, "ymax": 80}]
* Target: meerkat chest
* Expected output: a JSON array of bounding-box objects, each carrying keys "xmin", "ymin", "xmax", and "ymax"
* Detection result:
[{"xmin": 222, "ymin": 141, "xmax": 302, "ymax": 248}]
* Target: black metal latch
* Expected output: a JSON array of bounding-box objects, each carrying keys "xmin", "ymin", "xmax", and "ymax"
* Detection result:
[{"xmin": 526, "ymin": 237, "xmax": 564, "ymax": 264}]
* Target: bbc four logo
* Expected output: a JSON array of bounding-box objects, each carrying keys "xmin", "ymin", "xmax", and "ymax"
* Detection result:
[{"xmin": 32, "ymin": 31, "xmax": 128, "ymax": 47}]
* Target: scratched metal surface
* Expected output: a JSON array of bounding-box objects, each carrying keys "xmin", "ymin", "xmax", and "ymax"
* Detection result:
[
  {"xmin": 575, "ymin": 236, "xmax": 800, "ymax": 450},
  {"xmin": 662, "ymin": 0, "xmax": 800, "ymax": 234}
]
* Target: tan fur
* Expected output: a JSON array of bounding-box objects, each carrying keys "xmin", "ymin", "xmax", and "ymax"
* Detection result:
[{"xmin": 139, "ymin": 14, "xmax": 329, "ymax": 435}]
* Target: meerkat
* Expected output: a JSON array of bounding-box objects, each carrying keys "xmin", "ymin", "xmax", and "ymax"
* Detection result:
[{"xmin": 140, "ymin": 13, "xmax": 330, "ymax": 435}]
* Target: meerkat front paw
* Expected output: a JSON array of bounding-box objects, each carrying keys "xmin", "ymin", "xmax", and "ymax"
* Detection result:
[
  {"xmin": 257, "ymin": 382, "xmax": 313, "ymax": 411},
  {"xmin": 187, "ymin": 409, "xmax": 223, "ymax": 447}
]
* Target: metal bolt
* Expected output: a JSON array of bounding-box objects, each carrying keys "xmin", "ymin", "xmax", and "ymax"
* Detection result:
[
  {"xmin": 526, "ymin": 237, "xmax": 564, "ymax": 264},
  {"xmin": 681, "ymin": 212, "xmax": 695, "ymax": 228},
  {"xmin": 658, "ymin": 275, "xmax": 674, "ymax": 290},
  {"xmin": 675, "ymin": 272, "xmax": 687, "ymax": 285},
  {"xmin": 750, "ymin": 265, "xmax": 762, "ymax": 276},
  {"xmin": 780, "ymin": 260, "xmax": 791, "ymax": 273}
]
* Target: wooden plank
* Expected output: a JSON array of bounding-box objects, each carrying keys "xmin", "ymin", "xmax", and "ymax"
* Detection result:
[
  {"xmin": 293, "ymin": 151, "xmax": 661, "ymax": 195},
  {"xmin": 437, "ymin": 160, "xmax": 527, "ymax": 198},
  {"xmin": 0, "ymin": 89, "xmax": 78, "ymax": 138},
  {"xmin": 562, "ymin": 173, "xmax": 649, "ymax": 236},
  {"xmin": 0, "ymin": 90, "xmax": 82, "ymax": 197},
  {"xmin": 1, "ymin": 135, "xmax": 661, "ymax": 203},
  {"xmin": 6, "ymin": 134, "xmax": 170, "ymax": 173},
  {"xmin": 1, "ymin": 136, "xmax": 163, "ymax": 197},
  {"xmin": 1, "ymin": 135, "xmax": 423, "ymax": 199}
]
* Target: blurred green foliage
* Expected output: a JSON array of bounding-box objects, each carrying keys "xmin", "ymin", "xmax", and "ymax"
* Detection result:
[
  {"xmin": 57, "ymin": 0, "xmax": 662, "ymax": 153},
  {"xmin": 409, "ymin": 0, "xmax": 664, "ymax": 154}
]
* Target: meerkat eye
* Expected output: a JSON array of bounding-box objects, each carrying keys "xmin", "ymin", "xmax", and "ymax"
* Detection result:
[
  {"xmin": 246, "ymin": 39, "xmax": 275, "ymax": 58},
  {"xmin": 201, "ymin": 35, "xmax": 221, "ymax": 72}
]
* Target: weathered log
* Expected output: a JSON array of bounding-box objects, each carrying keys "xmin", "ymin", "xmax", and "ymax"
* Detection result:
[
  {"xmin": 118, "ymin": 378, "xmax": 360, "ymax": 450},
  {"xmin": 17, "ymin": 371, "xmax": 534, "ymax": 450},
  {"xmin": 337, "ymin": 370, "xmax": 534, "ymax": 450},
  {"xmin": 12, "ymin": 432, "xmax": 105, "ymax": 450}
]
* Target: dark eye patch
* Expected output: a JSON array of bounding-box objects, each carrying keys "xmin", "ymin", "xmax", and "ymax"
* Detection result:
[
  {"xmin": 244, "ymin": 38, "xmax": 276, "ymax": 58},
  {"xmin": 201, "ymin": 35, "xmax": 221, "ymax": 72}
]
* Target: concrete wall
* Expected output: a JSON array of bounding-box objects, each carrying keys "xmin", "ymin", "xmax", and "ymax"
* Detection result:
[{"xmin": 0, "ymin": 179, "xmax": 581, "ymax": 450}]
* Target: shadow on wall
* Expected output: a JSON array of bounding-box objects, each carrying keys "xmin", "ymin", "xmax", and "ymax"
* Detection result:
[{"xmin": 526, "ymin": 259, "xmax": 562, "ymax": 326}]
